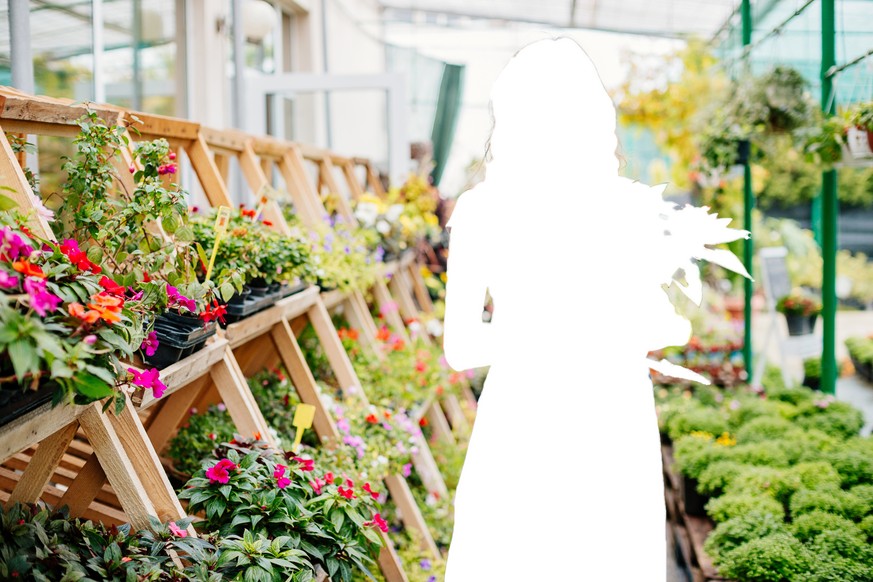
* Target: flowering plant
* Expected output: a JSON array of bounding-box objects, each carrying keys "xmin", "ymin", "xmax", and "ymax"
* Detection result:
[
  {"xmin": 0, "ymin": 217, "xmax": 167, "ymax": 410},
  {"xmin": 384, "ymin": 173, "xmax": 442, "ymax": 244},
  {"xmin": 178, "ymin": 440, "xmax": 384, "ymax": 582},
  {"xmin": 776, "ymin": 292, "xmax": 821, "ymax": 317}
]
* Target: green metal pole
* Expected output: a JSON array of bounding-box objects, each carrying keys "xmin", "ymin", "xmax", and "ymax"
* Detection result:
[
  {"xmin": 821, "ymin": 0, "xmax": 837, "ymax": 395},
  {"xmin": 741, "ymin": 0, "xmax": 754, "ymax": 377}
]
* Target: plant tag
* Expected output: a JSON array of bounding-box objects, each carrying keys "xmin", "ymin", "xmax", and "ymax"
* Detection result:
[
  {"xmin": 205, "ymin": 206, "xmax": 231, "ymax": 281},
  {"xmin": 292, "ymin": 403, "xmax": 316, "ymax": 451}
]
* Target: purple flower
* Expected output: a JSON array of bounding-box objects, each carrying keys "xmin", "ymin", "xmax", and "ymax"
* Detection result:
[
  {"xmin": 24, "ymin": 277, "xmax": 61, "ymax": 316},
  {"xmin": 420, "ymin": 559, "xmax": 431, "ymax": 571},
  {"xmin": 382, "ymin": 422, "xmax": 393, "ymax": 431},
  {"xmin": 337, "ymin": 417, "xmax": 351, "ymax": 434},
  {"xmin": 402, "ymin": 463, "xmax": 412, "ymax": 477},
  {"xmin": 375, "ymin": 246, "xmax": 385, "ymax": 261},
  {"xmin": 729, "ymin": 399, "xmax": 741, "ymax": 410},
  {"xmin": 427, "ymin": 577, "xmax": 436, "ymax": 582},
  {"xmin": 217, "ymin": 403, "xmax": 227, "ymax": 412},
  {"xmin": 0, "ymin": 271, "xmax": 19, "ymax": 289},
  {"xmin": 344, "ymin": 246, "xmax": 351, "ymax": 254},
  {"xmin": 140, "ymin": 331, "xmax": 159, "ymax": 357}
]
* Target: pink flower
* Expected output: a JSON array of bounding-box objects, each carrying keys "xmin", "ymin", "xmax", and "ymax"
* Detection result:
[
  {"xmin": 293, "ymin": 457, "xmax": 314, "ymax": 472},
  {"xmin": 127, "ymin": 367, "xmax": 168, "ymax": 399},
  {"xmin": 83, "ymin": 334, "xmax": 97, "ymax": 345},
  {"xmin": 465, "ymin": 369, "xmax": 475, "ymax": 379},
  {"xmin": 158, "ymin": 163, "xmax": 177, "ymax": 175},
  {"xmin": 309, "ymin": 478, "xmax": 324, "ymax": 495},
  {"xmin": 402, "ymin": 463, "xmax": 412, "ymax": 478},
  {"xmin": 379, "ymin": 301, "xmax": 398, "ymax": 316},
  {"xmin": 166, "ymin": 285, "xmax": 196, "ymax": 312},
  {"xmin": 362, "ymin": 482, "xmax": 379, "ymax": 500},
  {"xmin": 168, "ymin": 521, "xmax": 187, "ymax": 538},
  {"xmin": 205, "ymin": 458, "xmax": 237, "ymax": 484},
  {"xmin": 0, "ymin": 271, "xmax": 19, "ymax": 289},
  {"xmin": 0, "ymin": 226, "xmax": 29, "ymax": 260},
  {"xmin": 363, "ymin": 512, "xmax": 388, "ymax": 533},
  {"xmin": 274, "ymin": 464, "xmax": 292, "ymax": 489},
  {"xmin": 24, "ymin": 277, "xmax": 61, "ymax": 316},
  {"xmin": 140, "ymin": 331, "xmax": 159, "ymax": 357},
  {"xmin": 274, "ymin": 464, "xmax": 287, "ymax": 479},
  {"xmin": 338, "ymin": 486, "xmax": 355, "ymax": 500},
  {"xmin": 325, "ymin": 472, "xmax": 334, "ymax": 484}
]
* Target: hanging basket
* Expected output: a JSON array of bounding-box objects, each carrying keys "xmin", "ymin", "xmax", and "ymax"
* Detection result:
[
  {"xmin": 838, "ymin": 127, "xmax": 873, "ymax": 167},
  {"xmin": 784, "ymin": 313, "xmax": 818, "ymax": 336}
]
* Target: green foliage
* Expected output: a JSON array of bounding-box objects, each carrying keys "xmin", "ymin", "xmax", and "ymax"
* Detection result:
[
  {"xmin": 705, "ymin": 492, "xmax": 785, "ymax": 523},
  {"xmin": 794, "ymin": 400, "xmax": 865, "ymax": 440},
  {"xmin": 715, "ymin": 533, "xmax": 812, "ymax": 582},
  {"xmin": 790, "ymin": 510, "xmax": 865, "ymax": 544},
  {"xmin": 665, "ymin": 405, "xmax": 729, "ymax": 441},
  {"xmin": 735, "ymin": 415, "xmax": 794, "ymax": 443},
  {"xmin": 696, "ymin": 461, "xmax": 748, "ymax": 496},
  {"xmin": 167, "ymin": 404, "xmax": 236, "ymax": 476},
  {"xmin": 789, "ymin": 488, "xmax": 867, "ymax": 521},
  {"xmin": 703, "ymin": 511, "xmax": 787, "ymax": 561}
]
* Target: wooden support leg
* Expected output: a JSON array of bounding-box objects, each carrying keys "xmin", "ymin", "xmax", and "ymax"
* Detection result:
[
  {"xmin": 290, "ymin": 315, "xmax": 309, "ymax": 338},
  {"xmin": 146, "ymin": 375, "xmax": 211, "ymax": 454},
  {"xmin": 425, "ymin": 401, "xmax": 454, "ymax": 446},
  {"xmin": 411, "ymin": 433, "xmax": 448, "ymax": 498},
  {"xmin": 373, "ymin": 280, "xmax": 408, "ymax": 340},
  {"xmin": 210, "ymin": 347, "xmax": 274, "ymax": 444},
  {"xmin": 408, "ymin": 263, "xmax": 434, "ymax": 314},
  {"xmin": 308, "ymin": 299, "xmax": 361, "ymax": 395},
  {"xmin": 235, "ymin": 333, "xmax": 281, "ymax": 376},
  {"xmin": 107, "ymin": 398, "xmax": 188, "ymax": 525},
  {"xmin": 270, "ymin": 319, "xmax": 339, "ymax": 442},
  {"xmin": 441, "ymin": 395, "xmax": 470, "ymax": 435},
  {"xmin": 461, "ymin": 384, "xmax": 478, "ymax": 410},
  {"xmin": 377, "ymin": 533, "xmax": 410, "ymax": 582},
  {"xmin": 7, "ymin": 422, "xmax": 78, "ymax": 505},
  {"xmin": 78, "ymin": 405, "xmax": 158, "ymax": 531},
  {"xmin": 57, "ymin": 453, "xmax": 106, "ymax": 516},
  {"xmin": 384, "ymin": 474, "xmax": 440, "ymax": 558}
]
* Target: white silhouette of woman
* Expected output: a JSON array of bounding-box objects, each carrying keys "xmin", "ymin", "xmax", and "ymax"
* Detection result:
[{"xmin": 442, "ymin": 38, "xmax": 748, "ymax": 580}]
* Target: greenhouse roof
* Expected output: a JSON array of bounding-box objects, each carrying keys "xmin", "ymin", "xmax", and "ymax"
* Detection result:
[{"xmin": 378, "ymin": 0, "xmax": 740, "ymax": 38}]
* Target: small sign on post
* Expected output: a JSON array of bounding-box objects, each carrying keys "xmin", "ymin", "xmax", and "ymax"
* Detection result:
[{"xmin": 292, "ymin": 403, "xmax": 316, "ymax": 452}]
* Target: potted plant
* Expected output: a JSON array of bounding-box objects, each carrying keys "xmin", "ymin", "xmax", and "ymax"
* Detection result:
[
  {"xmin": 847, "ymin": 100, "xmax": 873, "ymax": 159},
  {"xmin": 802, "ymin": 357, "xmax": 822, "ymax": 391},
  {"xmin": 776, "ymin": 292, "xmax": 821, "ymax": 336}
]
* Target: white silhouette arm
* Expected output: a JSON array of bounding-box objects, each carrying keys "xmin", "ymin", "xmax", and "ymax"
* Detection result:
[{"xmin": 443, "ymin": 195, "xmax": 494, "ymax": 371}]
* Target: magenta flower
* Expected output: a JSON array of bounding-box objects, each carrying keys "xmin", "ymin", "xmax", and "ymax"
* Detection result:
[
  {"xmin": 274, "ymin": 464, "xmax": 291, "ymax": 489},
  {"xmin": 293, "ymin": 457, "xmax": 314, "ymax": 472},
  {"xmin": 140, "ymin": 331, "xmax": 159, "ymax": 357},
  {"xmin": 24, "ymin": 277, "xmax": 61, "ymax": 316},
  {"xmin": 0, "ymin": 271, "xmax": 19, "ymax": 289},
  {"xmin": 168, "ymin": 521, "xmax": 187, "ymax": 538},
  {"xmin": 127, "ymin": 367, "xmax": 168, "ymax": 399},
  {"xmin": 166, "ymin": 284, "xmax": 196, "ymax": 312},
  {"xmin": 402, "ymin": 463, "xmax": 412, "ymax": 478},
  {"xmin": 379, "ymin": 301, "xmax": 398, "ymax": 316},
  {"xmin": 0, "ymin": 227, "xmax": 29, "ymax": 261},
  {"xmin": 83, "ymin": 335, "xmax": 97, "ymax": 345},
  {"xmin": 206, "ymin": 458, "xmax": 237, "ymax": 484},
  {"xmin": 336, "ymin": 417, "xmax": 351, "ymax": 434}
]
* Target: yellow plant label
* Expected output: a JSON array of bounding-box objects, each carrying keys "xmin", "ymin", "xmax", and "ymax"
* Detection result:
[
  {"xmin": 292, "ymin": 403, "xmax": 316, "ymax": 451},
  {"xmin": 205, "ymin": 205, "xmax": 231, "ymax": 281}
]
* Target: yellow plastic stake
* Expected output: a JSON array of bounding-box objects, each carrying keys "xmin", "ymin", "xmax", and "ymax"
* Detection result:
[
  {"xmin": 292, "ymin": 403, "xmax": 316, "ymax": 451},
  {"xmin": 205, "ymin": 206, "xmax": 231, "ymax": 282}
]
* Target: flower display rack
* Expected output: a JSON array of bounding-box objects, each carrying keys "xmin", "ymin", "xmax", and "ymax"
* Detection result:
[{"xmin": 661, "ymin": 444, "xmax": 733, "ymax": 582}]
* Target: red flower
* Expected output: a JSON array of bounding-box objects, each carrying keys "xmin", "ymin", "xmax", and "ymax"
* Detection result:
[
  {"xmin": 362, "ymin": 482, "xmax": 379, "ymax": 500},
  {"xmin": 415, "ymin": 360, "xmax": 427, "ymax": 372},
  {"xmin": 241, "ymin": 208, "xmax": 257, "ymax": 219},
  {"xmin": 206, "ymin": 458, "xmax": 237, "ymax": 484},
  {"xmin": 419, "ymin": 417, "xmax": 428, "ymax": 427},
  {"xmin": 435, "ymin": 385, "xmax": 444, "ymax": 396},
  {"xmin": 364, "ymin": 512, "xmax": 388, "ymax": 533},
  {"xmin": 293, "ymin": 456, "xmax": 314, "ymax": 472},
  {"xmin": 200, "ymin": 301, "xmax": 227, "ymax": 324},
  {"xmin": 391, "ymin": 339, "xmax": 405, "ymax": 352},
  {"xmin": 12, "ymin": 260, "xmax": 45, "ymax": 279},
  {"xmin": 325, "ymin": 472, "xmax": 334, "ymax": 484},
  {"xmin": 59, "ymin": 239, "xmax": 102, "ymax": 273},
  {"xmin": 345, "ymin": 478, "xmax": 354, "ymax": 488},
  {"xmin": 99, "ymin": 275, "xmax": 125, "ymax": 296},
  {"xmin": 366, "ymin": 414, "xmax": 379, "ymax": 424},
  {"xmin": 262, "ymin": 220, "xmax": 273, "ymax": 227},
  {"xmin": 338, "ymin": 486, "xmax": 355, "ymax": 500}
]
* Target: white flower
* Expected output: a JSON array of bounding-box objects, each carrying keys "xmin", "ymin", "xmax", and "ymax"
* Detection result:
[
  {"xmin": 32, "ymin": 195, "xmax": 54, "ymax": 222},
  {"xmin": 377, "ymin": 455, "xmax": 388, "ymax": 465},
  {"xmin": 426, "ymin": 319, "xmax": 444, "ymax": 337},
  {"xmin": 354, "ymin": 202, "xmax": 379, "ymax": 226},
  {"xmin": 376, "ymin": 220, "xmax": 391, "ymax": 234},
  {"xmin": 386, "ymin": 204, "xmax": 404, "ymax": 222}
]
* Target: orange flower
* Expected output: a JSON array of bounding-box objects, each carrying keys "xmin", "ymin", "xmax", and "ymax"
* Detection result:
[
  {"xmin": 87, "ymin": 292, "xmax": 124, "ymax": 324},
  {"xmin": 376, "ymin": 327, "xmax": 391, "ymax": 342},
  {"xmin": 231, "ymin": 227, "xmax": 248, "ymax": 237},
  {"xmin": 12, "ymin": 260, "xmax": 45, "ymax": 279},
  {"xmin": 391, "ymin": 339, "xmax": 405, "ymax": 352},
  {"xmin": 68, "ymin": 302, "xmax": 100, "ymax": 324}
]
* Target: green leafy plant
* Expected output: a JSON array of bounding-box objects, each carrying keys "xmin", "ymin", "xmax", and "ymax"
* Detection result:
[
  {"xmin": 776, "ymin": 292, "xmax": 822, "ymax": 317},
  {"xmin": 715, "ymin": 532, "xmax": 812, "ymax": 582}
]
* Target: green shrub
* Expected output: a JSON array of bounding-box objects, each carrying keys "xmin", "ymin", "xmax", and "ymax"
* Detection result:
[
  {"xmin": 789, "ymin": 488, "xmax": 867, "ymax": 521},
  {"xmin": 860, "ymin": 515, "xmax": 873, "ymax": 541},
  {"xmin": 790, "ymin": 510, "xmax": 863, "ymax": 543},
  {"xmin": 725, "ymin": 441, "xmax": 791, "ymax": 468},
  {"xmin": 824, "ymin": 446, "xmax": 873, "ymax": 487},
  {"xmin": 726, "ymin": 397, "xmax": 784, "ymax": 429},
  {"xmin": 697, "ymin": 461, "xmax": 749, "ymax": 496},
  {"xmin": 725, "ymin": 466, "xmax": 800, "ymax": 505},
  {"xmin": 795, "ymin": 556, "xmax": 873, "ymax": 582},
  {"xmin": 788, "ymin": 462, "xmax": 842, "ymax": 492},
  {"xmin": 776, "ymin": 428, "xmax": 839, "ymax": 464},
  {"xmin": 735, "ymin": 415, "xmax": 794, "ymax": 443},
  {"xmin": 716, "ymin": 533, "xmax": 812, "ymax": 582},
  {"xmin": 795, "ymin": 401, "xmax": 865, "ymax": 440},
  {"xmin": 849, "ymin": 484, "xmax": 873, "ymax": 515},
  {"xmin": 705, "ymin": 492, "xmax": 785, "ymax": 523},
  {"xmin": 666, "ymin": 405, "xmax": 729, "ymax": 440},
  {"xmin": 704, "ymin": 511, "xmax": 787, "ymax": 560},
  {"xmin": 806, "ymin": 528, "xmax": 873, "ymax": 564},
  {"xmin": 672, "ymin": 434, "xmax": 722, "ymax": 480}
]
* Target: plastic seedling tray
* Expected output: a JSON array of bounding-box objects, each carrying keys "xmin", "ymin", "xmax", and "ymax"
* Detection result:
[{"xmin": 147, "ymin": 314, "xmax": 218, "ymax": 369}]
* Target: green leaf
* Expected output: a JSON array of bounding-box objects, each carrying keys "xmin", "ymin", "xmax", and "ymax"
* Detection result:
[
  {"xmin": 72, "ymin": 373, "xmax": 114, "ymax": 400},
  {"xmin": 8, "ymin": 339, "xmax": 38, "ymax": 380},
  {"xmin": 330, "ymin": 509, "xmax": 344, "ymax": 532},
  {"xmin": 0, "ymin": 193, "xmax": 18, "ymax": 211}
]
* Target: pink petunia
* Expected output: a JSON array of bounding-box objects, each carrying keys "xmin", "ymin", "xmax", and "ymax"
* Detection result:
[{"xmin": 127, "ymin": 367, "xmax": 168, "ymax": 399}]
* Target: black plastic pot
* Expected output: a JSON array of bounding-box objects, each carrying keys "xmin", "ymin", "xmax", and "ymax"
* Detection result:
[
  {"xmin": 785, "ymin": 313, "xmax": 817, "ymax": 336},
  {"xmin": 222, "ymin": 293, "xmax": 268, "ymax": 326},
  {"xmin": 680, "ymin": 474, "xmax": 710, "ymax": 517},
  {"xmin": 146, "ymin": 312, "xmax": 218, "ymax": 369},
  {"xmin": 249, "ymin": 278, "xmax": 270, "ymax": 296},
  {"xmin": 803, "ymin": 375, "xmax": 822, "ymax": 391},
  {"xmin": 0, "ymin": 382, "xmax": 55, "ymax": 427},
  {"xmin": 279, "ymin": 281, "xmax": 307, "ymax": 298}
]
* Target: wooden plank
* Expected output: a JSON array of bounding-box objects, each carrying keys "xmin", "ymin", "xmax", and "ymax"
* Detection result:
[
  {"xmin": 7, "ymin": 422, "xmax": 78, "ymax": 505},
  {"xmin": 278, "ymin": 149, "xmax": 323, "ymax": 227},
  {"xmin": 441, "ymin": 395, "xmax": 470, "ymax": 435},
  {"xmin": 318, "ymin": 157, "xmax": 355, "ymax": 223},
  {"xmin": 461, "ymin": 384, "xmax": 478, "ymax": 411},
  {"xmin": 123, "ymin": 110, "xmax": 200, "ymax": 141},
  {"xmin": 57, "ymin": 454, "xmax": 111, "ymax": 513},
  {"xmin": 0, "ymin": 400, "xmax": 87, "ymax": 463},
  {"xmin": 384, "ymin": 474, "xmax": 439, "ymax": 558},
  {"xmin": 407, "ymin": 263, "xmax": 434, "ymax": 314},
  {"xmin": 410, "ymin": 431, "xmax": 448, "ymax": 498},
  {"xmin": 239, "ymin": 142, "xmax": 292, "ymax": 236},
  {"xmin": 340, "ymin": 159, "xmax": 365, "ymax": 201},
  {"xmin": 0, "ymin": 131, "xmax": 54, "ymax": 239},
  {"xmin": 270, "ymin": 319, "xmax": 339, "ymax": 442},
  {"xmin": 186, "ymin": 133, "xmax": 235, "ymax": 209},
  {"xmin": 3, "ymin": 451, "xmax": 119, "ymax": 508},
  {"xmin": 146, "ymin": 375, "xmax": 210, "ymax": 453},
  {"xmin": 377, "ymin": 531, "xmax": 409, "ymax": 582},
  {"xmin": 210, "ymin": 346, "xmax": 274, "ymax": 443},
  {"xmin": 307, "ymin": 299, "xmax": 363, "ymax": 399},
  {"xmin": 108, "ymin": 396, "xmax": 189, "ymax": 525},
  {"xmin": 78, "ymin": 404, "xmax": 157, "ymax": 531},
  {"xmin": 373, "ymin": 280, "xmax": 409, "ymax": 341},
  {"xmin": 425, "ymin": 401, "xmax": 454, "ymax": 446},
  {"xmin": 214, "ymin": 153, "xmax": 230, "ymax": 183},
  {"xmin": 224, "ymin": 286, "xmax": 319, "ymax": 347}
]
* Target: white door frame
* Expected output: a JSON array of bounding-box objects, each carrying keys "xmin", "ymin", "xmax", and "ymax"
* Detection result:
[{"xmin": 245, "ymin": 73, "xmax": 408, "ymax": 185}]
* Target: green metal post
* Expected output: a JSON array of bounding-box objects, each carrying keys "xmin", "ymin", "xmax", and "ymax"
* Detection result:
[
  {"xmin": 821, "ymin": 0, "xmax": 837, "ymax": 395},
  {"xmin": 741, "ymin": 0, "xmax": 754, "ymax": 377}
]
